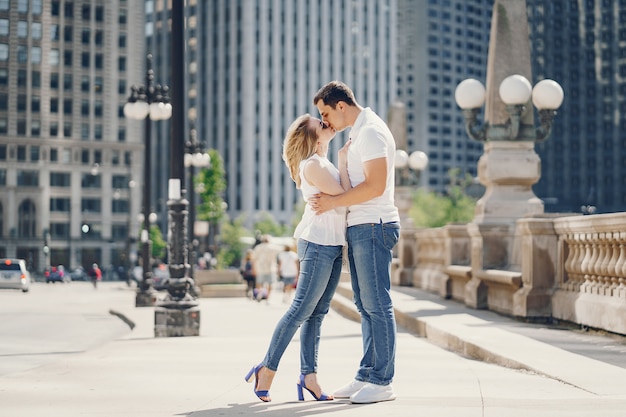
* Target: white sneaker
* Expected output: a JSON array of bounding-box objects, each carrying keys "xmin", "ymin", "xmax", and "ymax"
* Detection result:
[
  {"xmin": 333, "ymin": 379, "xmax": 368, "ymax": 398},
  {"xmin": 349, "ymin": 382, "xmax": 396, "ymax": 404}
]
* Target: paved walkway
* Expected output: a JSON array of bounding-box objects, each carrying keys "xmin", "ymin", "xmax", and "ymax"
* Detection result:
[{"xmin": 1, "ymin": 281, "xmax": 625, "ymax": 416}]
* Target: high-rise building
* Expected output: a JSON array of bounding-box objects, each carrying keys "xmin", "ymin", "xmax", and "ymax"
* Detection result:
[
  {"xmin": 0, "ymin": 1, "xmax": 145, "ymax": 274},
  {"xmin": 396, "ymin": 0, "xmax": 492, "ymax": 192},
  {"xmin": 528, "ymin": 0, "xmax": 626, "ymax": 214},
  {"xmin": 146, "ymin": 0, "xmax": 398, "ymax": 229}
]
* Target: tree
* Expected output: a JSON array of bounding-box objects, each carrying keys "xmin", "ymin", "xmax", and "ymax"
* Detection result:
[
  {"xmin": 409, "ymin": 169, "xmax": 476, "ymax": 228},
  {"xmin": 216, "ymin": 216, "xmax": 249, "ymax": 268},
  {"xmin": 196, "ymin": 149, "xmax": 227, "ymax": 224},
  {"xmin": 149, "ymin": 225, "xmax": 167, "ymax": 261},
  {"xmin": 254, "ymin": 211, "xmax": 289, "ymax": 237}
]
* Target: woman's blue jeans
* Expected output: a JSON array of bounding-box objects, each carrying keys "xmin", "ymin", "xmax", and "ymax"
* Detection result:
[
  {"xmin": 262, "ymin": 239, "xmax": 343, "ymax": 374},
  {"xmin": 347, "ymin": 221, "xmax": 400, "ymax": 386}
]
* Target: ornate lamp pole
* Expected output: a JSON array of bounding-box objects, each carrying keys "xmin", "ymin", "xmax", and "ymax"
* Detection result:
[
  {"xmin": 184, "ymin": 128, "xmax": 210, "ymax": 279},
  {"xmin": 124, "ymin": 54, "xmax": 172, "ymax": 307},
  {"xmin": 154, "ymin": 0, "xmax": 201, "ymax": 337},
  {"xmin": 453, "ymin": 1, "xmax": 563, "ymax": 224},
  {"xmin": 452, "ymin": 0, "xmax": 564, "ymax": 310}
]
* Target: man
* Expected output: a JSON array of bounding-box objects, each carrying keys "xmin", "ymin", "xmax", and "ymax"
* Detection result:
[
  {"xmin": 252, "ymin": 235, "xmax": 281, "ymax": 301},
  {"xmin": 311, "ymin": 81, "xmax": 400, "ymax": 404}
]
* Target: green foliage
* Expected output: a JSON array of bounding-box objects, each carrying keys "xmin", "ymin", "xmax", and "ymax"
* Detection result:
[
  {"xmin": 216, "ymin": 216, "xmax": 249, "ymax": 269},
  {"xmin": 149, "ymin": 225, "xmax": 167, "ymax": 261},
  {"xmin": 254, "ymin": 211, "xmax": 289, "ymax": 237},
  {"xmin": 409, "ymin": 169, "xmax": 477, "ymax": 228},
  {"xmin": 196, "ymin": 149, "xmax": 227, "ymax": 223}
]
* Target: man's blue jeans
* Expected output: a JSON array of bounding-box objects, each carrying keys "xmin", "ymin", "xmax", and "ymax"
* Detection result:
[
  {"xmin": 347, "ymin": 221, "xmax": 400, "ymax": 386},
  {"xmin": 262, "ymin": 239, "xmax": 343, "ymax": 374}
]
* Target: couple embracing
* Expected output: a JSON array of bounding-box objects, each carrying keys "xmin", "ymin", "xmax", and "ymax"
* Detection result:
[{"xmin": 245, "ymin": 81, "xmax": 400, "ymax": 405}]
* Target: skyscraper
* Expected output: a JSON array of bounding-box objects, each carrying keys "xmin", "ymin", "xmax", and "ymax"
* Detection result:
[
  {"xmin": 0, "ymin": 1, "xmax": 145, "ymax": 273},
  {"xmin": 528, "ymin": 0, "xmax": 626, "ymax": 214},
  {"xmin": 396, "ymin": 0, "xmax": 492, "ymax": 192},
  {"xmin": 184, "ymin": 0, "xmax": 398, "ymax": 227}
]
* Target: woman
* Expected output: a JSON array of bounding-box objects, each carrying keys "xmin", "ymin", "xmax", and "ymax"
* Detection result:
[
  {"xmin": 240, "ymin": 249, "xmax": 257, "ymax": 299},
  {"xmin": 245, "ymin": 114, "xmax": 350, "ymax": 402}
]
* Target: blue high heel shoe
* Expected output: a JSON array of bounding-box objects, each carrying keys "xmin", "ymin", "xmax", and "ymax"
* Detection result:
[
  {"xmin": 296, "ymin": 374, "xmax": 333, "ymax": 401},
  {"xmin": 244, "ymin": 364, "xmax": 271, "ymax": 402}
]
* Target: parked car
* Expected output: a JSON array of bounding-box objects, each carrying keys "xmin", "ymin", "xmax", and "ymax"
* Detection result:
[
  {"xmin": 45, "ymin": 265, "xmax": 69, "ymax": 283},
  {"xmin": 69, "ymin": 266, "xmax": 89, "ymax": 281},
  {"xmin": 0, "ymin": 258, "xmax": 31, "ymax": 292}
]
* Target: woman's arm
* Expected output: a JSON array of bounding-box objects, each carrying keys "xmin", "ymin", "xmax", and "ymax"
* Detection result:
[{"xmin": 303, "ymin": 159, "xmax": 345, "ymax": 196}]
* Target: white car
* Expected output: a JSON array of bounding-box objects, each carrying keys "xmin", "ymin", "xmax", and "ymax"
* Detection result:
[{"xmin": 0, "ymin": 258, "xmax": 31, "ymax": 292}]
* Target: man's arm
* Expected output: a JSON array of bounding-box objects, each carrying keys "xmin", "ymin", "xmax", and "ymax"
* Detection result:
[{"xmin": 312, "ymin": 156, "xmax": 387, "ymax": 214}]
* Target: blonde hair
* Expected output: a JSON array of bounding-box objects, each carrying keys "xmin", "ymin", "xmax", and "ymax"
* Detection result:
[{"xmin": 282, "ymin": 114, "xmax": 318, "ymax": 188}]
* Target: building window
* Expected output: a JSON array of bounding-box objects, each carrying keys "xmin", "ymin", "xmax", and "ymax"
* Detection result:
[
  {"xmin": 0, "ymin": 68, "xmax": 7, "ymax": 85},
  {"xmin": 32, "ymin": 71, "xmax": 40, "ymax": 88},
  {"xmin": 31, "ymin": 121, "xmax": 40, "ymax": 136},
  {"xmin": 0, "ymin": 93, "xmax": 6, "ymax": 110},
  {"xmin": 50, "ymin": 49, "xmax": 59, "ymax": 65},
  {"xmin": 32, "ymin": 22, "xmax": 42, "ymax": 39},
  {"xmin": 0, "ymin": 43, "xmax": 8, "ymax": 61},
  {"xmin": 50, "ymin": 197, "xmax": 70, "ymax": 211},
  {"xmin": 30, "ymin": 146, "xmax": 40, "ymax": 161},
  {"xmin": 63, "ymin": 122, "xmax": 72, "ymax": 137},
  {"xmin": 81, "ymin": 52, "xmax": 89, "ymax": 67},
  {"xmin": 17, "ymin": 95, "xmax": 27, "ymax": 112},
  {"xmin": 50, "ymin": 73, "xmax": 59, "ymax": 88},
  {"xmin": 81, "ymin": 28, "xmax": 89, "ymax": 44},
  {"xmin": 50, "ymin": 122, "xmax": 58, "ymax": 136},
  {"xmin": 31, "ymin": 47, "xmax": 41, "ymax": 64},
  {"xmin": 94, "ymin": 124, "xmax": 102, "ymax": 140},
  {"xmin": 50, "ymin": 24, "xmax": 60, "ymax": 41},
  {"xmin": 112, "ymin": 175, "xmax": 129, "ymax": 188},
  {"xmin": 50, "ymin": 98, "xmax": 58, "ymax": 113},
  {"xmin": 17, "ymin": 171, "xmax": 39, "ymax": 186},
  {"xmin": 18, "ymin": 70, "xmax": 27, "ymax": 86},
  {"xmin": 64, "ymin": 26, "xmax": 73, "ymax": 42},
  {"xmin": 17, "ymin": 45, "xmax": 28, "ymax": 63},
  {"xmin": 95, "ymin": 6, "xmax": 104, "ymax": 21},
  {"xmin": 81, "ymin": 173, "xmax": 101, "ymax": 188},
  {"xmin": 81, "ymin": 198, "xmax": 101, "ymax": 213},
  {"xmin": 31, "ymin": 96, "xmax": 40, "ymax": 113},
  {"xmin": 18, "ymin": 200, "xmax": 36, "ymax": 238},
  {"xmin": 50, "ymin": 148, "xmax": 58, "ymax": 162},
  {"xmin": 63, "ymin": 99, "xmax": 72, "ymax": 114},
  {"xmin": 112, "ymin": 199, "xmax": 129, "ymax": 213},
  {"xmin": 64, "ymin": 1, "xmax": 73, "ymax": 18},
  {"xmin": 50, "ymin": 223, "xmax": 70, "ymax": 238},
  {"xmin": 0, "ymin": 19, "xmax": 7, "ymax": 36},
  {"xmin": 50, "ymin": 173, "xmax": 71, "ymax": 187},
  {"xmin": 81, "ymin": 100, "xmax": 89, "ymax": 116},
  {"xmin": 64, "ymin": 50, "xmax": 72, "ymax": 67},
  {"xmin": 81, "ymin": 123, "xmax": 89, "ymax": 139}
]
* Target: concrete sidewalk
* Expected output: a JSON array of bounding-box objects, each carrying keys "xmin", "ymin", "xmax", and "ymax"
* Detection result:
[{"xmin": 1, "ymin": 282, "xmax": 625, "ymax": 416}]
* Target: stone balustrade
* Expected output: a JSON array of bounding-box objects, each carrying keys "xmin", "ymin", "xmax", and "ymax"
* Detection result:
[{"xmin": 404, "ymin": 212, "xmax": 626, "ymax": 336}]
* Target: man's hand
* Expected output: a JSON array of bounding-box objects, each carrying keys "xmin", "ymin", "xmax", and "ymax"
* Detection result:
[{"xmin": 309, "ymin": 192, "xmax": 335, "ymax": 214}]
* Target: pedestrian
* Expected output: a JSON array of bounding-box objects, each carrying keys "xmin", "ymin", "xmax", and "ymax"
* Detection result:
[
  {"xmin": 310, "ymin": 80, "xmax": 401, "ymax": 404},
  {"xmin": 276, "ymin": 244, "xmax": 299, "ymax": 303},
  {"xmin": 88, "ymin": 263, "xmax": 102, "ymax": 289},
  {"xmin": 240, "ymin": 249, "xmax": 257, "ymax": 299},
  {"xmin": 244, "ymin": 113, "xmax": 350, "ymax": 402},
  {"xmin": 251, "ymin": 235, "xmax": 280, "ymax": 301}
]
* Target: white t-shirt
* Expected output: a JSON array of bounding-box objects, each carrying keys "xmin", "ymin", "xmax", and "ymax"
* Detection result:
[
  {"xmin": 277, "ymin": 250, "xmax": 299, "ymax": 277},
  {"xmin": 293, "ymin": 154, "xmax": 346, "ymax": 246},
  {"xmin": 346, "ymin": 107, "xmax": 400, "ymax": 226}
]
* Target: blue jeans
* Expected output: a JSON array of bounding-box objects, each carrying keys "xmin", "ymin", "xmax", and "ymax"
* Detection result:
[
  {"xmin": 262, "ymin": 239, "xmax": 343, "ymax": 374},
  {"xmin": 347, "ymin": 220, "xmax": 400, "ymax": 386}
]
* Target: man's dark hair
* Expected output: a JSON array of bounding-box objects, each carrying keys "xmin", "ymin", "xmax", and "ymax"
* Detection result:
[{"xmin": 313, "ymin": 80, "xmax": 357, "ymax": 108}]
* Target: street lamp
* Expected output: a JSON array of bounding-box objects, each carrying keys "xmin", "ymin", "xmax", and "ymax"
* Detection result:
[
  {"xmin": 124, "ymin": 53, "xmax": 172, "ymax": 307},
  {"xmin": 184, "ymin": 128, "xmax": 210, "ymax": 279},
  {"xmin": 395, "ymin": 149, "xmax": 429, "ymax": 187},
  {"xmin": 455, "ymin": 75, "xmax": 564, "ymax": 143}
]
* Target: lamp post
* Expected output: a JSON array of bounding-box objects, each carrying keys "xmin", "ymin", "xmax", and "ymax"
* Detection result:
[
  {"xmin": 124, "ymin": 53, "xmax": 172, "ymax": 307},
  {"xmin": 184, "ymin": 128, "xmax": 210, "ymax": 279},
  {"xmin": 393, "ymin": 150, "xmax": 428, "ymax": 286},
  {"xmin": 154, "ymin": 0, "xmax": 200, "ymax": 337},
  {"xmin": 453, "ymin": 1, "xmax": 564, "ymax": 224},
  {"xmin": 452, "ymin": 0, "xmax": 564, "ymax": 311}
]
